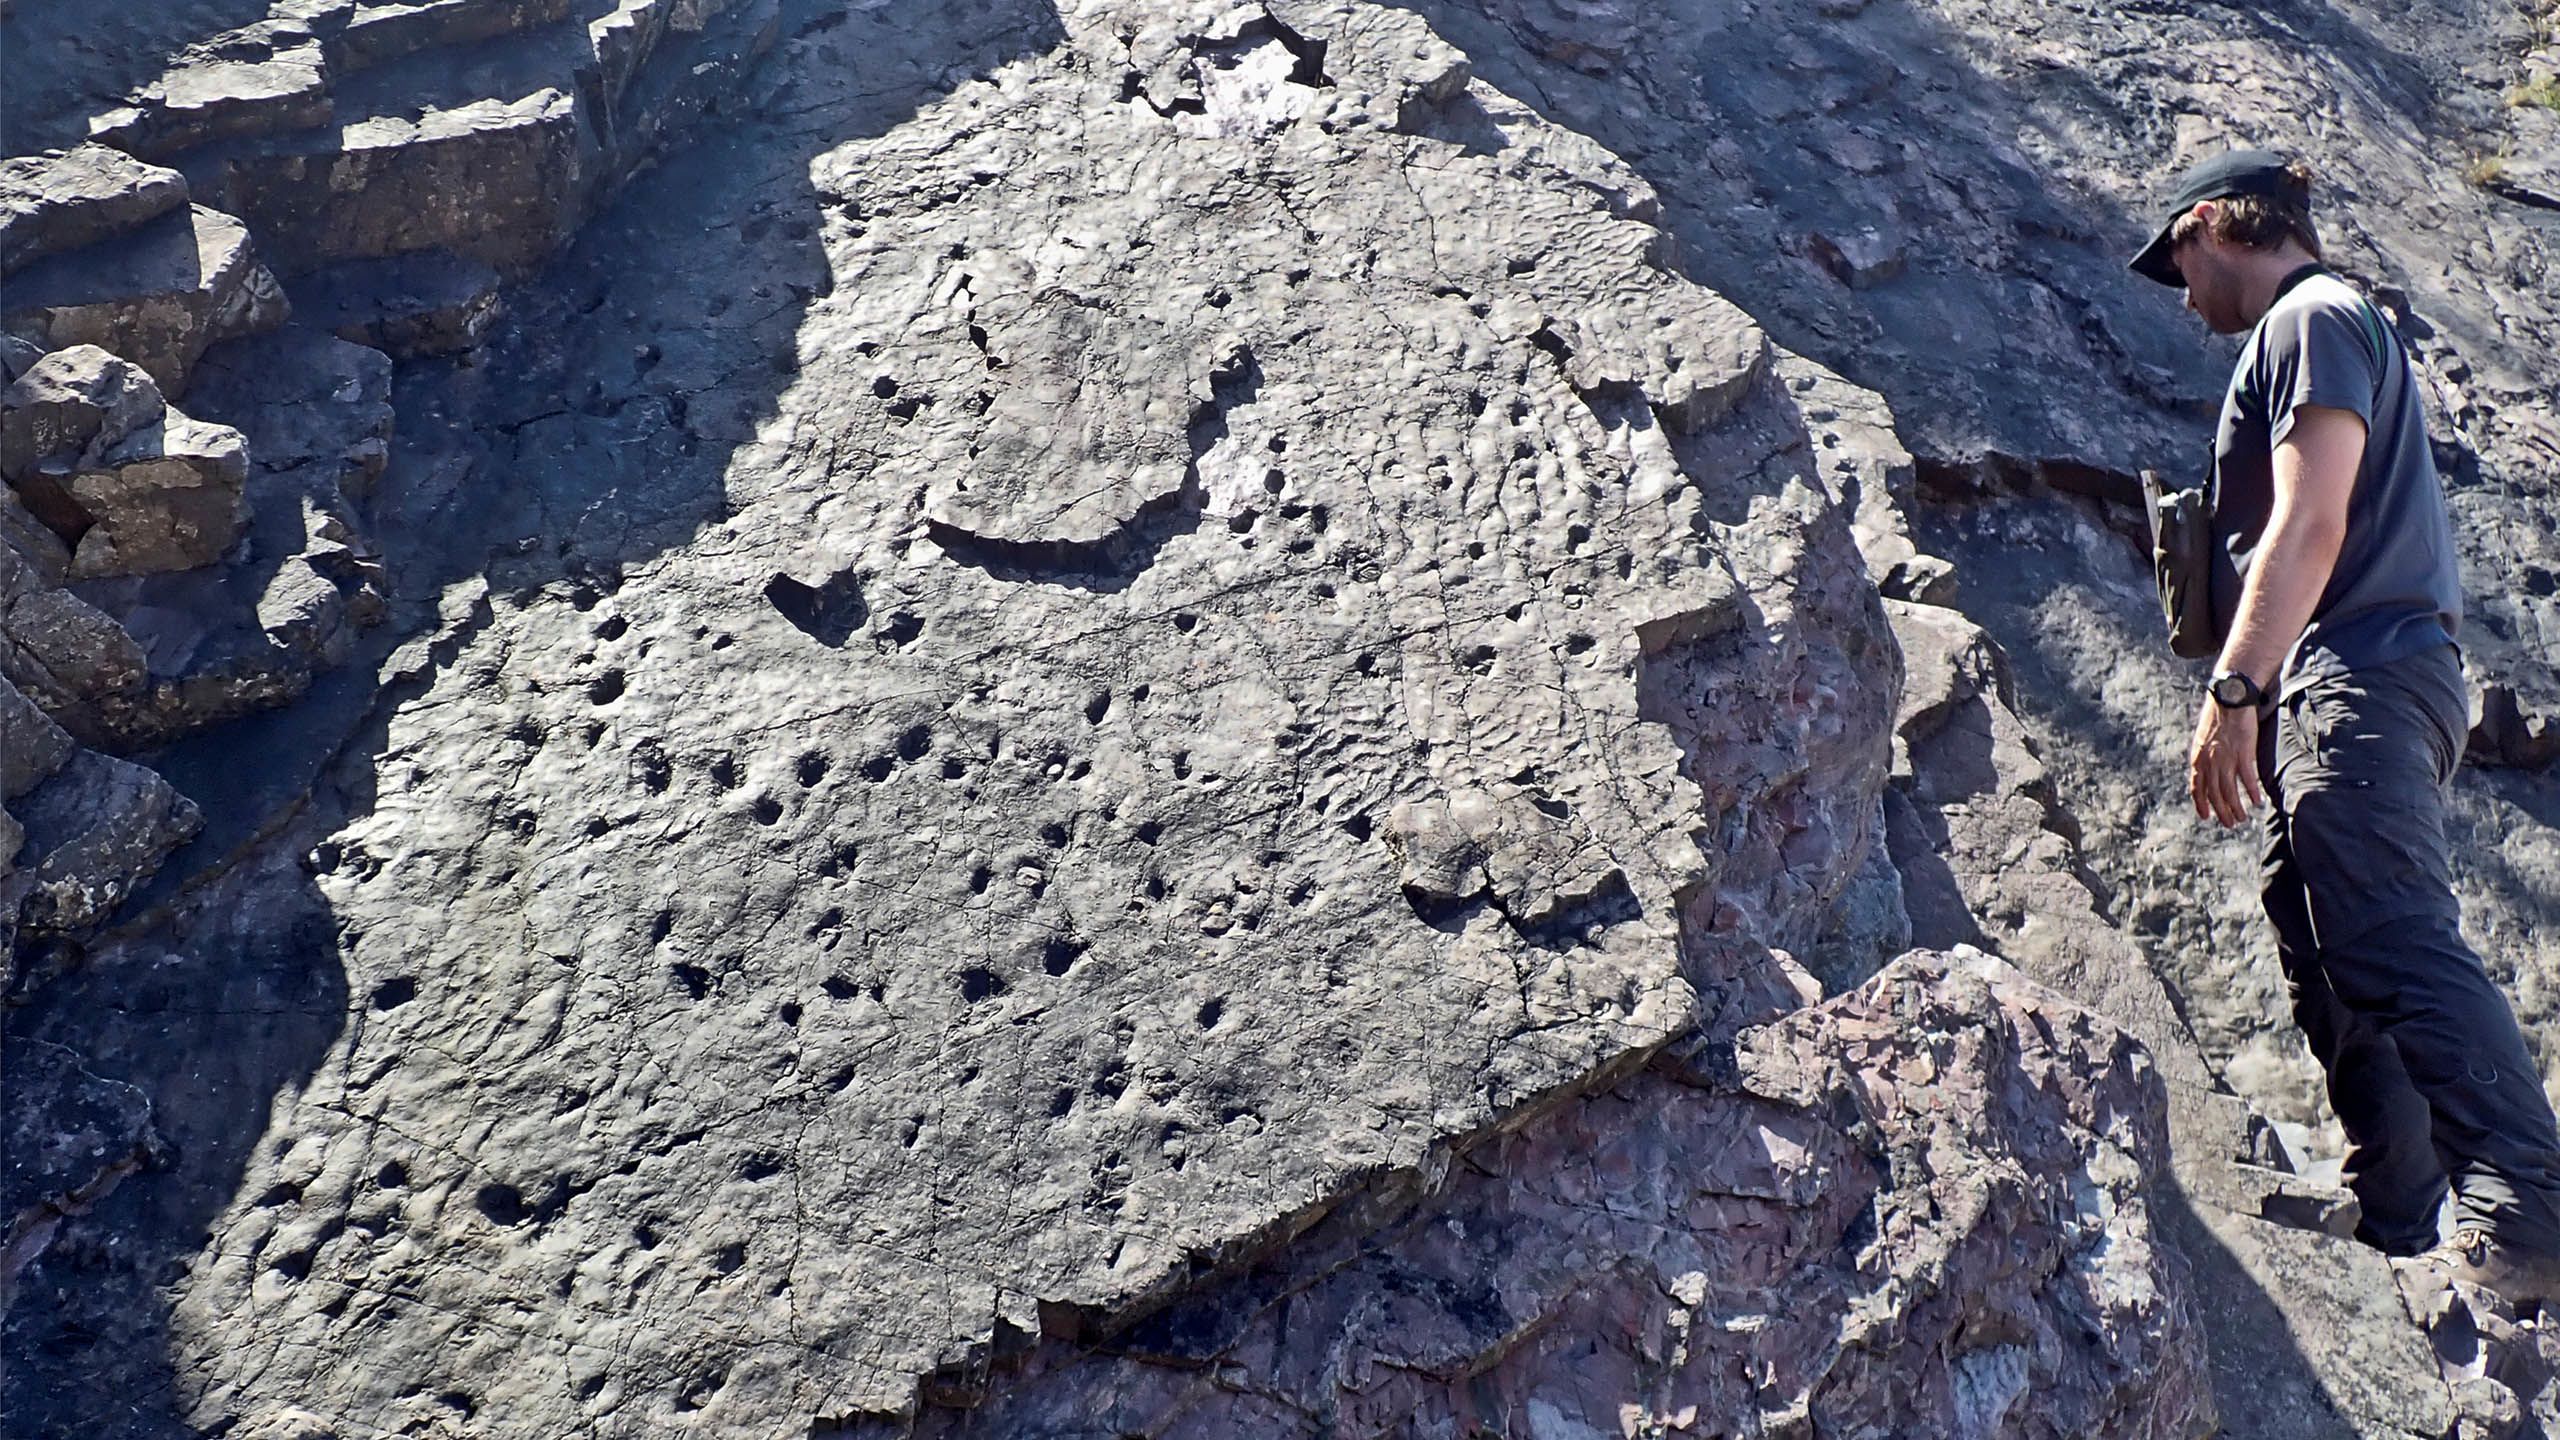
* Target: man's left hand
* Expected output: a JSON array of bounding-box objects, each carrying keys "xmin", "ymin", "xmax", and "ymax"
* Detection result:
[{"xmin": 2188, "ymin": 696, "xmax": 2263, "ymax": 828}]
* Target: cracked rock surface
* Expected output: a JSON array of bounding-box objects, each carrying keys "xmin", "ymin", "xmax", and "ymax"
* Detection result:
[
  {"xmin": 3, "ymin": 0, "xmax": 2554, "ymax": 1436},
  {"xmin": 9, "ymin": 2, "xmax": 1950, "ymax": 1433},
  {"xmin": 1394, "ymin": 0, "xmax": 2560, "ymax": 1144}
]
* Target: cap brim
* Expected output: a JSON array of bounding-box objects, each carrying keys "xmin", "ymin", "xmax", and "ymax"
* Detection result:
[{"xmin": 2127, "ymin": 222, "xmax": 2185, "ymax": 288}]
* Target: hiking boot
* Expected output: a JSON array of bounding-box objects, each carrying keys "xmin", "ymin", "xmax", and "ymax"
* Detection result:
[{"xmin": 2414, "ymin": 1228, "xmax": 2560, "ymax": 1308}]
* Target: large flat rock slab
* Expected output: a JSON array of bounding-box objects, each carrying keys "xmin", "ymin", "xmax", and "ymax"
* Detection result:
[{"xmin": 5, "ymin": 4, "xmax": 1905, "ymax": 1433}]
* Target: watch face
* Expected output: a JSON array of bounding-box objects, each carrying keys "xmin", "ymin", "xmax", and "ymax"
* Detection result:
[{"xmin": 2213, "ymin": 674, "xmax": 2251, "ymax": 705}]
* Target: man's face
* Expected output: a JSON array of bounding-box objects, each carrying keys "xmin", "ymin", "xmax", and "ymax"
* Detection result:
[{"xmin": 2173, "ymin": 210, "xmax": 2251, "ymax": 335}]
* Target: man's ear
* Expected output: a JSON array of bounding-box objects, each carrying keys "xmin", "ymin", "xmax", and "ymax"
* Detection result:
[{"xmin": 2189, "ymin": 199, "xmax": 2219, "ymax": 228}]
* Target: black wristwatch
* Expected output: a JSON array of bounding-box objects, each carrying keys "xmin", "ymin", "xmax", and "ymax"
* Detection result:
[{"xmin": 2209, "ymin": 669, "xmax": 2269, "ymax": 710}]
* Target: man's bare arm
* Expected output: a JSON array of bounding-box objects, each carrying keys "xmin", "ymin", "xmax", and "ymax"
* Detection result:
[
  {"xmin": 2222, "ymin": 405, "xmax": 2365, "ymax": 684},
  {"xmin": 2187, "ymin": 403, "xmax": 2365, "ymax": 825}
]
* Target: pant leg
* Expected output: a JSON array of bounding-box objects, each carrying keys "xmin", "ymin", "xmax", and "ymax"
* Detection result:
[
  {"xmin": 2261, "ymin": 706, "xmax": 2445, "ymax": 1253},
  {"xmin": 2279, "ymin": 647, "xmax": 2560, "ymax": 1251}
]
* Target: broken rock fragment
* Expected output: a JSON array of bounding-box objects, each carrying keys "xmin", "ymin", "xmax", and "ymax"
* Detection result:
[
  {"xmin": 58, "ymin": 412, "xmax": 251, "ymax": 579},
  {"xmin": 0, "ymin": 145, "xmax": 191, "ymax": 277},
  {"xmin": 7, "ymin": 748, "xmax": 200, "ymax": 941},
  {"xmin": 0, "ymin": 343, "xmax": 166, "ymax": 490},
  {"xmin": 1, "ymin": 345, "xmax": 252, "ymax": 579},
  {"xmin": 0, "ymin": 205, "xmax": 288, "ymax": 397}
]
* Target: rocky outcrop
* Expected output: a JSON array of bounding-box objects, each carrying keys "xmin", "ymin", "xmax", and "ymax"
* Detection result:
[
  {"xmin": 0, "ymin": 144, "xmax": 190, "ymax": 277},
  {"xmin": 1, "ymin": 200, "xmax": 287, "ymax": 398},
  {"xmin": 77, "ymin": 0, "xmax": 786, "ymax": 281},
  {"xmin": 0, "ymin": 4, "xmax": 2191, "ymax": 1435},
  {"xmin": 2, "ymin": 1, "xmax": 2554, "ymax": 1438},
  {"xmin": 2, "ymin": 345, "xmax": 253, "ymax": 580},
  {"xmin": 862, "ymin": 948, "xmax": 2209, "ymax": 1439},
  {"xmin": 0, "ymin": 0, "xmax": 799, "ymax": 969}
]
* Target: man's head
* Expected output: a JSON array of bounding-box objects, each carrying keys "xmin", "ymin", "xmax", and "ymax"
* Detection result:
[{"xmin": 2129, "ymin": 149, "xmax": 2322, "ymax": 333}]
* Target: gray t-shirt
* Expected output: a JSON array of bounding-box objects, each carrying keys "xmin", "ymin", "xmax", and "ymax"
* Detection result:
[{"xmin": 2208, "ymin": 265, "xmax": 2463, "ymax": 698}]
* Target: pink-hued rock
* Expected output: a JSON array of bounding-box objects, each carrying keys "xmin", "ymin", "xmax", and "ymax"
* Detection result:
[{"xmin": 860, "ymin": 949, "xmax": 2212, "ymax": 1440}]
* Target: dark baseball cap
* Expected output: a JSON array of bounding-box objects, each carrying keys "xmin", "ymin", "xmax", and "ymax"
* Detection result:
[{"xmin": 2127, "ymin": 148, "xmax": 2309, "ymax": 288}]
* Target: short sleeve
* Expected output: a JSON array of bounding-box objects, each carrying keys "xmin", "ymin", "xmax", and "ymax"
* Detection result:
[{"xmin": 2258, "ymin": 296, "xmax": 2381, "ymax": 447}]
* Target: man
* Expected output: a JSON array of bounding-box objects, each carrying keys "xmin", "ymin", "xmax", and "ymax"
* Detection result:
[{"xmin": 2129, "ymin": 149, "xmax": 2560, "ymax": 1302}]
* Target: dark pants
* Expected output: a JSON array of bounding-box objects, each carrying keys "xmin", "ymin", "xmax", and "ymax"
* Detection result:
[{"xmin": 2259, "ymin": 644, "xmax": 2560, "ymax": 1255}]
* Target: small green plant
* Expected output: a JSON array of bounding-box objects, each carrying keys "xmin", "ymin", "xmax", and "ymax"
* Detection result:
[
  {"xmin": 2509, "ymin": 75, "xmax": 2560, "ymax": 109},
  {"xmin": 2465, "ymin": 154, "xmax": 2508, "ymax": 188}
]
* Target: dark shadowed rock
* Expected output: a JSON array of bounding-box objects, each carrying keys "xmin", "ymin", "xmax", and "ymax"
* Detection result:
[
  {"xmin": 0, "ymin": 533, "xmax": 149, "ymax": 744},
  {"xmin": 326, "ymin": 0, "xmax": 572, "ymax": 74},
  {"xmin": 288, "ymin": 250, "xmax": 502, "ymax": 356},
  {"xmin": 0, "ymin": 1039, "xmax": 164, "ymax": 1304},
  {"xmin": 0, "ymin": 671, "xmax": 74, "ymax": 804},
  {"xmin": 6, "ymin": 748, "xmax": 199, "ymax": 949}
]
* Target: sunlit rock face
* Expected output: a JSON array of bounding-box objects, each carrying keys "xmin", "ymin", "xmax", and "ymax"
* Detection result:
[{"xmin": 12, "ymin": 0, "xmax": 2554, "ymax": 1434}]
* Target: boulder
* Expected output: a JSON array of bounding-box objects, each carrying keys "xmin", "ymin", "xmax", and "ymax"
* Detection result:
[
  {"xmin": 0, "ymin": 671, "xmax": 75, "ymax": 803},
  {"xmin": 86, "ymin": 44, "xmax": 334, "ymax": 161},
  {"xmin": 57, "ymin": 413, "xmax": 252, "ymax": 579},
  {"xmin": 69, "ymin": 462, "xmax": 387, "ymax": 740},
  {"xmin": 0, "ymin": 344, "xmax": 166, "ymax": 493},
  {"xmin": 0, "ymin": 145, "xmax": 190, "ymax": 278},
  {"xmin": 0, "ymin": 537, "xmax": 149, "ymax": 743},
  {"xmin": 7, "ymin": 748, "xmax": 201, "ymax": 939},
  {"xmin": 0, "ymin": 486, "xmax": 70, "ymax": 582},
  {"xmin": 0, "ymin": 205, "xmax": 288, "ymax": 397}
]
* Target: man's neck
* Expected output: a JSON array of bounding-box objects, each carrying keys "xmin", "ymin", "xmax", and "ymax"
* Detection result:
[{"xmin": 2235, "ymin": 244, "xmax": 2323, "ymax": 326}]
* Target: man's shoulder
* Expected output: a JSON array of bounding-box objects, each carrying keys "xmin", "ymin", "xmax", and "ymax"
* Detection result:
[
  {"xmin": 2271, "ymin": 272, "xmax": 2371, "ymax": 326},
  {"xmin": 2254, "ymin": 272, "xmax": 2390, "ymax": 373}
]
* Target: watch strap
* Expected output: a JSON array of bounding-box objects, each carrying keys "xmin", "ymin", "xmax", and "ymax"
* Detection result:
[{"xmin": 2210, "ymin": 670, "xmax": 2268, "ymax": 709}]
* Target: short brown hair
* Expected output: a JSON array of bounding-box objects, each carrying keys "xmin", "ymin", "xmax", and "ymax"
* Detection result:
[{"xmin": 2168, "ymin": 161, "xmax": 2320, "ymax": 256}]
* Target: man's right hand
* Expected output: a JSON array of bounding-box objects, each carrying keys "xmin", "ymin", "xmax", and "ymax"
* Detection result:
[{"xmin": 2188, "ymin": 694, "xmax": 2264, "ymax": 828}]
